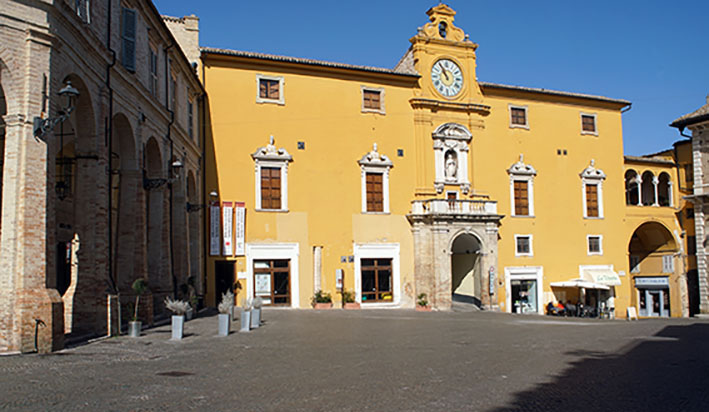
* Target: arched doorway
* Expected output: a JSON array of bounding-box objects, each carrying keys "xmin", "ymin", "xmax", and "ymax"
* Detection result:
[
  {"xmin": 451, "ymin": 233, "xmax": 482, "ymax": 307},
  {"xmin": 628, "ymin": 222, "xmax": 679, "ymax": 317}
]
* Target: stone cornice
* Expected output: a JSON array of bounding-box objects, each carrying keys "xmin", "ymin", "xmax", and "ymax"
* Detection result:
[{"xmin": 410, "ymin": 98, "xmax": 490, "ymax": 115}]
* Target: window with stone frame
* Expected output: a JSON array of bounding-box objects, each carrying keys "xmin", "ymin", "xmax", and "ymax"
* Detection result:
[
  {"xmin": 581, "ymin": 113, "xmax": 597, "ymax": 134},
  {"xmin": 585, "ymin": 184, "xmax": 599, "ymax": 217},
  {"xmin": 587, "ymin": 235, "xmax": 602, "ymax": 255},
  {"xmin": 358, "ymin": 144, "xmax": 392, "ymax": 214},
  {"xmin": 581, "ymin": 160, "xmax": 605, "ymax": 219},
  {"xmin": 256, "ymin": 75, "xmax": 284, "ymax": 104},
  {"xmin": 251, "ymin": 136, "xmax": 292, "ymax": 211},
  {"xmin": 509, "ymin": 105, "xmax": 528, "ymax": 128},
  {"xmin": 507, "ymin": 154, "xmax": 536, "ymax": 217},
  {"xmin": 515, "ymin": 235, "xmax": 533, "ymax": 257},
  {"xmin": 120, "ymin": 7, "xmax": 137, "ymax": 71},
  {"xmin": 365, "ymin": 172, "xmax": 384, "ymax": 212},
  {"xmin": 361, "ymin": 87, "xmax": 385, "ymax": 114}
]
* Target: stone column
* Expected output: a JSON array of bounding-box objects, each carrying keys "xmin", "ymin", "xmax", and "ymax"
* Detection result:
[
  {"xmin": 636, "ymin": 178, "xmax": 642, "ymax": 206},
  {"xmin": 652, "ymin": 176, "xmax": 659, "ymax": 206},
  {"xmin": 432, "ymin": 224, "xmax": 451, "ymax": 310}
]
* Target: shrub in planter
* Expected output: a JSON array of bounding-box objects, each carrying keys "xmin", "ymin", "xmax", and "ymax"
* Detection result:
[
  {"xmin": 251, "ymin": 297, "xmax": 263, "ymax": 328},
  {"xmin": 217, "ymin": 291, "xmax": 233, "ymax": 337},
  {"xmin": 416, "ymin": 293, "xmax": 432, "ymax": 312},
  {"xmin": 341, "ymin": 289, "xmax": 360, "ymax": 309},
  {"xmin": 129, "ymin": 278, "xmax": 148, "ymax": 337},
  {"xmin": 164, "ymin": 297, "xmax": 190, "ymax": 340},
  {"xmin": 311, "ymin": 290, "xmax": 333, "ymax": 309}
]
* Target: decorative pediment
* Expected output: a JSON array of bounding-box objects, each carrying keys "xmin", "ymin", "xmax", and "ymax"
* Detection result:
[
  {"xmin": 414, "ymin": 4, "xmax": 473, "ymax": 45},
  {"xmin": 580, "ymin": 159, "xmax": 605, "ymax": 180},
  {"xmin": 358, "ymin": 143, "xmax": 392, "ymax": 168},
  {"xmin": 251, "ymin": 135, "xmax": 292, "ymax": 162},
  {"xmin": 432, "ymin": 122, "xmax": 472, "ymax": 141},
  {"xmin": 507, "ymin": 154, "xmax": 537, "ymax": 176}
]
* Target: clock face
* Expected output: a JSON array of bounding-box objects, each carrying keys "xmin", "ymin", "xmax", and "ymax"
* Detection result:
[{"xmin": 431, "ymin": 59, "xmax": 463, "ymax": 98}]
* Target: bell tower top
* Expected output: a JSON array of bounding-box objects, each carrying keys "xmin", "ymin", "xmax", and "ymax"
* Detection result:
[{"xmin": 414, "ymin": 3, "xmax": 476, "ymax": 47}]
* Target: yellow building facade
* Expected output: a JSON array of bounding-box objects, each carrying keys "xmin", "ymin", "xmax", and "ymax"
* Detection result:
[{"xmin": 201, "ymin": 4, "xmax": 688, "ymax": 317}]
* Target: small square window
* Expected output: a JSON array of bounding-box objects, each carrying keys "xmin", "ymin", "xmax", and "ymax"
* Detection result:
[
  {"xmin": 361, "ymin": 87, "xmax": 385, "ymax": 114},
  {"xmin": 581, "ymin": 113, "xmax": 597, "ymax": 134},
  {"xmin": 297, "ymin": 141, "xmax": 305, "ymax": 150},
  {"xmin": 515, "ymin": 235, "xmax": 532, "ymax": 257},
  {"xmin": 256, "ymin": 75, "xmax": 284, "ymax": 104},
  {"xmin": 587, "ymin": 236, "xmax": 602, "ymax": 255},
  {"xmin": 510, "ymin": 106, "xmax": 528, "ymax": 128}
]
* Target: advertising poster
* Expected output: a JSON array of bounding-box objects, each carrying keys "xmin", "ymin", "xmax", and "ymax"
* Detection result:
[
  {"xmin": 222, "ymin": 201, "xmax": 233, "ymax": 256},
  {"xmin": 209, "ymin": 202, "xmax": 221, "ymax": 256},
  {"xmin": 235, "ymin": 202, "xmax": 246, "ymax": 256}
]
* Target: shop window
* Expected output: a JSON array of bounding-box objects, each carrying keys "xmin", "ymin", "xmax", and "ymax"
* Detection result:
[
  {"xmin": 587, "ymin": 235, "xmax": 602, "ymax": 255},
  {"xmin": 581, "ymin": 113, "xmax": 597, "ymax": 135},
  {"xmin": 509, "ymin": 105, "xmax": 528, "ymax": 128},
  {"xmin": 360, "ymin": 258, "xmax": 393, "ymax": 303},
  {"xmin": 515, "ymin": 235, "xmax": 533, "ymax": 257},
  {"xmin": 507, "ymin": 154, "xmax": 536, "ymax": 217},
  {"xmin": 358, "ymin": 144, "xmax": 392, "ymax": 214},
  {"xmin": 256, "ymin": 75, "xmax": 284, "ymax": 104},
  {"xmin": 253, "ymin": 259, "xmax": 291, "ymax": 306}
]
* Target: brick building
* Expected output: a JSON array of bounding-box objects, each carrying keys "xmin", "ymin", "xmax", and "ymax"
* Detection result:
[{"xmin": 0, "ymin": 0, "xmax": 204, "ymax": 353}]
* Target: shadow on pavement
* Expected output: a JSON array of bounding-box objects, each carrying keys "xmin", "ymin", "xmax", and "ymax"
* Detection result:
[{"xmin": 490, "ymin": 323, "xmax": 709, "ymax": 412}]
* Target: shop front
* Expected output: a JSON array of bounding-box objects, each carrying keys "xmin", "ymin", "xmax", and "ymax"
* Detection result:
[{"xmin": 635, "ymin": 276, "xmax": 670, "ymax": 317}]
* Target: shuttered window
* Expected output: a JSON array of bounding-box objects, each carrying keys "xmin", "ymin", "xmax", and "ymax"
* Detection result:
[
  {"xmin": 260, "ymin": 167, "xmax": 281, "ymax": 210},
  {"xmin": 510, "ymin": 107, "xmax": 527, "ymax": 126},
  {"xmin": 366, "ymin": 172, "xmax": 383, "ymax": 212},
  {"xmin": 121, "ymin": 8, "xmax": 136, "ymax": 72},
  {"xmin": 513, "ymin": 180, "xmax": 529, "ymax": 216},
  {"xmin": 363, "ymin": 90, "xmax": 381, "ymax": 110},
  {"xmin": 582, "ymin": 114, "xmax": 596, "ymax": 133},
  {"xmin": 259, "ymin": 79, "xmax": 280, "ymax": 100},
  {"xmin": 586, "ymin": 184, "xmax": 599, "ymax": 217}
]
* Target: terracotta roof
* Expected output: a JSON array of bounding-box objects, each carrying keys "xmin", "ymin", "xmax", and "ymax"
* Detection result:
[
  {"xmin": 201, "ymin": 47, "xmax": 421, "ymax": 78},
  {"xmin": 480, "ymin": 82, "xmax": 630, "ymax": 106},
  {"xmin": 670, "ymin": 96, "xmax": 709, "ymax": 129},
  {"xmin": 623, "ymin": 155, "xmax": 675, "ymax": 166}
]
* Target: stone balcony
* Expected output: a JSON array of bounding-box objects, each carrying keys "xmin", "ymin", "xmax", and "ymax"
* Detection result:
[{"xmin": 409, "ymin": 199, "xmax": 499, "ymax": 221}]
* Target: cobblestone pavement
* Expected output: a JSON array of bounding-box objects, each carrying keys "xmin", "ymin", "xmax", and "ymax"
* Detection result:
[{"xmin": 1, "ymin": 309, "xmax": 709, "ymax": 411}]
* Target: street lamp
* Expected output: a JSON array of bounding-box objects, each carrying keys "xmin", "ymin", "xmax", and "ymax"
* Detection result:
[
  {"xmin": 33, "ymin": 80, "xmax": 80, "ymax": 139},
  {"xmin": 186, "ymin": 190, "xmax": 218, "ymax": 213}
]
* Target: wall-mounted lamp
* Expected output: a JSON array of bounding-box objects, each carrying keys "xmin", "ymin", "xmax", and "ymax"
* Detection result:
[
  {"xmin": 143, "ymin": 158, "xmax": 184, "ymax": 190},
  {"xmin": 33, "ymin": 80, "xmax": 79, "ymax": 139},
  {"xmin": 186, "ymin": 189, "xmax": 218, "ymax": 212}
]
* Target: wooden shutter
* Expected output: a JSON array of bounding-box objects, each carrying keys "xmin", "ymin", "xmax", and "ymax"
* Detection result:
[
  {"xmin": 121, "ymin": 8, "xmax": 136, "ymax": 71},
  {"xmin": 261, "ymin": 167, "xmax": 281, "ymax": 209},
  {"xmin": 513, "ymin": 180, "xmax": 529, "ymax": 215},
  {"xmin": 586, "ymin": 184, "xmax": 599, "ymax": 217},
  {"xmin": 582, "ymin": 115, "xmax": 596, "ymax": 132},
  {"xmin": 269, "ymin": 80, "xmax": 279, "ymax": 99},
  {"xmin": 363, "ymin": 90, "xmax": 381, "ymax": 110},
  {"xmin": 511, "ymin": 107, "xmax": 526, "ymax": 125},
  {"xmin": 366, "ymin": 172, "xmax": 383, "ymax": 212}
]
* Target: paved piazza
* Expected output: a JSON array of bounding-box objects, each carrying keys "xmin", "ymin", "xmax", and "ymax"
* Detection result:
[{"xmin": 1, "ymin": 309, "xmax": 708, "ymax": 411}]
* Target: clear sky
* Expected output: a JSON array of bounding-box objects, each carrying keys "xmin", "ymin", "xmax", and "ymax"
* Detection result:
[{"xmin": 154, "ymin": 0, "xmax": 709, "ymax": 156}]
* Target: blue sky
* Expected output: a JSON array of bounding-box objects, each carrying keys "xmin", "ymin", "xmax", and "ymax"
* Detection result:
[{"xmin": 154, "ymin": 0, "xmax": 709, "ymax": 155}]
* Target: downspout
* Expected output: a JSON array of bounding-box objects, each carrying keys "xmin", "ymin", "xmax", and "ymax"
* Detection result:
[
  {"xmin": 201, "ymin": 58, "xmax": 208, "ymax": 305},
  {"xmin": 106, "ymin": 0, "xmax": 117, "ymax": 295},
  {"xmin": 164, "ymin": 43, "xmax": 177, "ymax": 298}
]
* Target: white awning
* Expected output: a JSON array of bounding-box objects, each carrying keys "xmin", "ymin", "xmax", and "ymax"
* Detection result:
[
  {"xmin": 583, "ymin": 269, "xmax": 622, "ymax": 286},
  {"xmin": 550, "ymin": 279, "xmax": 610, "ymax": 290}
]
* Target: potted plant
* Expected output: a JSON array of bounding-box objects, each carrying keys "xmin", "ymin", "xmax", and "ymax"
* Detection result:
[
  {"xmin": 217, "ymin": 291, "xmax": 233, "ymax": 337},
  {"xmin": 164, "ymin": 297, "xmax": 190, "ymax": 340},
  {"xmin": 312, "ymin": 290, "xmax": 333, "ymax": 309},
  {"xmin": 342, "ymin": 289, "xmax": 360, "ymax": 309},
  {"xmin": 240, "ymin": 298, "xmax": 252, "ymax": 332},
  {"xmin": 128, "ymin": 278, "xmax": 147, "ymax": 337},
  {"xmin": 416, "ymin": 293, "xmax": 431, "ymax": 312},
  {"xmin": 251, "ymin": 296, "xmax": 263, "ymax": 329}
]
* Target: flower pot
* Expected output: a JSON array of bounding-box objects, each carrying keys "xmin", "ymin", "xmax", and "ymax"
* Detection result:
[
  {"xmin": 343, "ymin": 302, "xmax": 360, "ymax": 310},
  {"xmin": 314, "ymin": 302, "xmax": 333, "ymax": 309},
  {"xmin": 185, "ymin": 306, "xmax": 194, "ymax": 321},
  {"xmin": 218, "ymin": 313, "xmax": 231, "ymax": 336},
  {"xmin": 416, "ymin": 305, "xmax": 432, "ymax": 312},
  {"xmin": 128, "ymin": 321, "xmax": 142, "ymax": 337},
  {"xmin": 171, "ymin": 315, "xmax": 185, "ymax": 340},
  {"xmin": 240, "ymin": 310, "xmax": 251, "ymax": 332},
  {"xmin": 251, "ymin": 308, "xmax": 261, "ymax": 328}
]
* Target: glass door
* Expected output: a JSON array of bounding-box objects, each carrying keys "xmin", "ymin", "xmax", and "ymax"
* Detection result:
[{"xmin": 254, "ymin": 259, "xmax": 290, "ymax": 306}]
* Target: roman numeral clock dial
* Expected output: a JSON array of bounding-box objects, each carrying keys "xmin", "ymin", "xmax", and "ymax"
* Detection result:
[{"xmin": 431, "ymin": 59, "xmax": 463, "ymax": 98}]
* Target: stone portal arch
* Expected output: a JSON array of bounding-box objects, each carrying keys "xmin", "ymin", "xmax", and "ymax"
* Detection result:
[{"xmin": 450, "ymin": 232, "xmax": 483, "ymax": 307}]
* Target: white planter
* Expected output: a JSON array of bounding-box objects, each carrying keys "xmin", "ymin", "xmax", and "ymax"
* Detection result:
[
  {"xmin": 171, "ymin": 315, "xmax": 185, "ymax": 340},
  {"xmin": 251, "ymin": 308, "xmax": 261, "ymax": 328},
  {"xmin": 218, "ymin": 313, "xmax": 231, "ymax": 336},
  {"xmin": 240, "ymin": 310, "xmax": 251, "ymax": 332},
  {"xmin": 185, "ymin": 306, "xmax": 194, "ymax": 321},
  {"xmin": 128, "ymin": 321, "xmax": 141, "ymax": 338}
]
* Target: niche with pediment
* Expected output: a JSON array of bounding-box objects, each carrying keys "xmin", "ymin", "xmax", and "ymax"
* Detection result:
[{"xmin": 433, "ymin": 122, "xmax": 472, "ymax": 194}]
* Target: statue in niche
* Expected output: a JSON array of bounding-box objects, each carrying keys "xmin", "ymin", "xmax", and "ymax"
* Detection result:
[{"xmin": 445, "ymin": 150, "xmax": 458, "ymax": 180}]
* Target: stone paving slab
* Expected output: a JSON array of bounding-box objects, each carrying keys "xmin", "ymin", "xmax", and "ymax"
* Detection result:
[{"xmin": 0, "ymin": 309, "xmax": 708, "ymax": 411}]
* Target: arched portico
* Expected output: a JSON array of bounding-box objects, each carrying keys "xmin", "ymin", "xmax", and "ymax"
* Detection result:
[{"xmin": 450, "ymin": 232, "xmax": 483, "ymax": 306}]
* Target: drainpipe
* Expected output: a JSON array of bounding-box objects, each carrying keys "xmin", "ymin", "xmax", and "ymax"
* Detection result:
[
  {"xmin": 164, "ymin": 43, "xmax": 177, "ymax": 299},
  {"xmin": 201, "ymin": 59, "xmax": 208, "ymax": 305},
  {"xmin": 105, "ymin": 0, "xmax": 117, "ymax": 295}
]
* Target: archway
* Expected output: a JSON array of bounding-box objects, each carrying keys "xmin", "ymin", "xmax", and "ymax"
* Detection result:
[
  {"xmin": 628, "ymin": 221, "xmax": 678, "ymax": 317},
  {"xmin": 658, "ymin": 172, "xmax": 671, "ymax": 207},
  {"xmin": 625, "ymin": 169, "xmax": 639, "ymax": 205},
  {"xmin": 451, "ymin": 233, "xmax": 482, "ymax": 306},
  {"xmin": 111, "ymin": 113, "xmax": 137, "ymax": 295},
  {"xmin": 641, "ymin": 171, "xmax": 655, "ymax": 206}
]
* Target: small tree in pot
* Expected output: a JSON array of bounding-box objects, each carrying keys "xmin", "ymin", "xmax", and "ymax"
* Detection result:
[
  {"xmin": 128, "ymin": 278, "xmax": 148, "ymax": 337},
  {"xmin": 164, "ymin": 297, "xmax": 190, "ymax": 340},
  {"xmin": 217, "ymin": 291, "xmax": 233, "ymax": 336}
]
